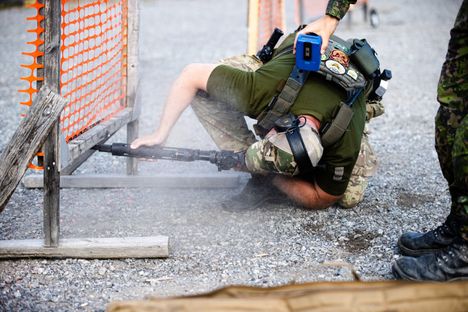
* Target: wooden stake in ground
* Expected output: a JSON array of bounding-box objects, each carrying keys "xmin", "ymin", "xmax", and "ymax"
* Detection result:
[{"xmin": 0, "ymin": 85, "xmax": 67, "ymax": 213}]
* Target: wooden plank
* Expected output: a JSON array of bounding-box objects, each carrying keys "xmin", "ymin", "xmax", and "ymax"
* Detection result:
[
  {"xmin": 66, "ymin": 108, "xmax": 133, "ymax": 164},
  {"xmin": 22, "ymin": 174, "xmax": 241, "ymax": 189},
  {"xmin": 0, "ymin": 86, "xmax": 67, "ymax": 213},
  {"xmin": 125, "ymin": 0, "xmax": 140, "ymax": 175},
  {"xmin": 126, "ymin": 0, "xmax": 140, "ymax": 120},
  {"xmin": 43, "ymin": 0, "xmax": 62, "ymax": 247},
  {"xmin": 0, "ymin": 236, "xmax": 169, "ymax": 259}
]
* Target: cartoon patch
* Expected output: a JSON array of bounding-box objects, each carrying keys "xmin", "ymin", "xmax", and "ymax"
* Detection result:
[{"xmin": 329, "ymin": 50, "xmax": 349, "ymax": 67}]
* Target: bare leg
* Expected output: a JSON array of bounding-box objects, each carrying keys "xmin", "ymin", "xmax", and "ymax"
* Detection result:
[
  {"xmin": 191, "ymin": 55, "xmax": 262, "ymax": 151},
  {"xmin": 131, "ymin": 63, "xmax": 217, "ymax": 148}
]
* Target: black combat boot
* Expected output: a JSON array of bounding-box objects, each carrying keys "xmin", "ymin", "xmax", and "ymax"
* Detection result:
[
  {"xmin": 392, "ymin": 237, "xmax": 468, "ymax": 281},
  {"xmin": 397, "ymin": 217, "xmax": 458, "ymax": 256},
  {"xmin": 221, "ymin": 174, "xmax": 289, "ymax": 210}
]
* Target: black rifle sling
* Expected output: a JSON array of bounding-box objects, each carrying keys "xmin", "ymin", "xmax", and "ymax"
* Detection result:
[{"xmin": 286, "ymin": 125, "xmax": 314, "ymax": 174}]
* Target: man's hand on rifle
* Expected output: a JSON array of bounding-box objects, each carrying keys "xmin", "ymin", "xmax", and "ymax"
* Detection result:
[
  {"xmin": 130, "ymin": 131, "xmax": 166, "ymax": 149},
  {"xmin": 130, "ymin": 131, "xmax": 167, "ymax": 161}
]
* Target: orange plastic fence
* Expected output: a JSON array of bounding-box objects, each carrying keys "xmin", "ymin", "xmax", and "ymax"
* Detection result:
[
  {"xmin": 256, "ymin": 0, "xmax": 285, "ymax": 51},
  {"xmin": 60, "ymin": 0, "xmax": 128, "ymax": 142},
  {"xmin": 20, "ymin": 0, "xmax": 129, "ymax": 144},
  {"xmin": 19, "ymin": 0, "xmax": 44, "ymax": 113},
  {"xmin": 20, "ymin": 1, "xmax": 45, "ymax": 170}
]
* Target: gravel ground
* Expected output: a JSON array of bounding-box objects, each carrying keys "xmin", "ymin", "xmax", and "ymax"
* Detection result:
[{"xmin": 0, "ymin": 0, "xmax": 464, "ymax": 311}]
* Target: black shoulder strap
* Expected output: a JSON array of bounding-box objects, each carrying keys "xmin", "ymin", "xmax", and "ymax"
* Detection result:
[
  {"xmin": 320, "ymin": 88, "xmax": 363, "ymax": 147},
  {"xmin": 254, "ymin": 66, "xmax": 309, "ymax": 137}
]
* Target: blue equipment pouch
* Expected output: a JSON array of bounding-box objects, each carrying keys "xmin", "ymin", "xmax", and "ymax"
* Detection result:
[{"xmin": 295, "ymin": 33, "xmax": 322, "ymax": 72}]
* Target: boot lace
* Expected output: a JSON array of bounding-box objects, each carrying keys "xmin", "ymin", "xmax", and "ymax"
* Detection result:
[
  {"xmin": 436, "ymin": 239, "xmax": 468, "ymax": 267},
  {"xmin": 432, "ymin": 223, "xmax": 452, "ymax": 240}
]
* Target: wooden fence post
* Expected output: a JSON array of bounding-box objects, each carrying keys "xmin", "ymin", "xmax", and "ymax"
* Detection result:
[
  {"xmin": 126, "ymin": 0, "xmax": 141, "ymax": 176},
  {"xmin": 42, "ymin": 0, "xmax": 61, "ymax": 247}
]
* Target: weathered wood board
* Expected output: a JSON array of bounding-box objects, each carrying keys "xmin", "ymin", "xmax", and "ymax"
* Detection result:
[
  {"xmin": 0, "ymin": 85, "xmax": 67, "ymax": 213},
  {"xmin": 0, "ymin": 236, "xmax": 169, "ymax": 259}
]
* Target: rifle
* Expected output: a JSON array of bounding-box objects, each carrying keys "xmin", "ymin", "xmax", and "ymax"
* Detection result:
[
  {"xmin": 256, "ymin": 27, "xmax": 284, "ymax": 63},
  {"xmin": 92, "ymin": 143, "xmax": 245, "ymax": 171}
]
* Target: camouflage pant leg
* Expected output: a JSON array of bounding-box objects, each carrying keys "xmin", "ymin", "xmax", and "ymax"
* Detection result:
[
  {"xmin": 191, "ymin": 55, "xmax": 262, "ymax": 151},
  {"xmin": 244, "ymin": 122, "xmax": 323, "ymax": 176},
  {"xmin": 244, "ymin": 138, "xmax": 298, "ymax": 176},
  {"xmin": 436, "ymin": 107, "xmax": 468, "ymax": 236},
  {"xmin": 453, "ymin": 115, "xmax": 468, "ymax": 237},
  {"xmin": 435, "ymin": 0, "xmax": 468, "ymax": 237},
  {"xmin": 436, "ymin": 0, "xmax": 468, "ymax": 113},
  {"xmin": 338, "ymin": 129, "xmax": 378, "ymax": 208}
]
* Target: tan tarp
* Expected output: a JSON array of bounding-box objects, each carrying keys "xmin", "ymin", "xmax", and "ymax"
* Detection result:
[{"xmin": 107, "ymin": 280, "xmax": 468, "ymax": 312}]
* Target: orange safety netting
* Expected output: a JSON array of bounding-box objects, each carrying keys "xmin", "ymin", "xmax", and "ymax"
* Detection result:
[
  {"xmin": 19, "ymin": 0, "xmax": 44, "ymax": 112},
  {"xmin": 256, "ymin": 0, "xmax": 284, "ymax": 51},
  {"xmin": 20, "ymin": 0, "xmax": 45, "ymax": 170},
  {"xmin": 20, "ymin": 0, "xmax": 129, "ymax": 144},
  {"xmin": 60, "ymin": 0, "xmax": 128, "ymax": 142}
]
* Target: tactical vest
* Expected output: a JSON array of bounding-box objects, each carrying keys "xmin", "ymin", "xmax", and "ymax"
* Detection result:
[
  {"xmin": 316, "ymin": 35, "xmax": 368, "ymax": 95},
  {"xmin": 254, "ymin": 35, "xmax": 377, "ymax": 148}
]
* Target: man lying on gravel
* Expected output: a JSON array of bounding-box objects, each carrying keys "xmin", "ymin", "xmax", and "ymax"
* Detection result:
[{"xmin": 130, "ymin": 21, "xmax": 386, "ymax": 211}]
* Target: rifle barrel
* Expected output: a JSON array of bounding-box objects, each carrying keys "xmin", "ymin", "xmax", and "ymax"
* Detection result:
[{"xmin": 93, "ymin": 143, "xmax": 242, "ymax": 171}]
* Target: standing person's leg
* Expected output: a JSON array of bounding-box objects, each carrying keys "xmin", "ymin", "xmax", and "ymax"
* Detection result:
[
  {"xmin": 396, "ymin": 106, "xmax": 463, "ymax": 257},
  {"xmin": 450, "ymin": 114, "xmax": 468, "ymax": 239},
  {"xmin": 392, "ymin": 113, "xmax": 468, "ymax": 281},
  {"xmin": 435, "ymin": 107, "xmax": 468, "ymax": 237},
  {"xmin": 396, "ymin": 0, "xmax": 468, "ymax": 256},
  {"xmin": 392, "ymin": 0, "xmax": 468, "ymax": 281},
  {"xmin": 435, "ymin": 0, "xmax": 468, "ymax": 236}
]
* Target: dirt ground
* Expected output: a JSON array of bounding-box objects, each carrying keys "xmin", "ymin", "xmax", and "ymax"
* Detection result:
[{"xmin": 0, "ymin": 0, "xmax": 464, "ymax": 310}]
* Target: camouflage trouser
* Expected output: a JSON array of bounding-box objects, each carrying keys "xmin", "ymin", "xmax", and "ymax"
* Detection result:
[
  {"xmin": 191, "ymin": 54, "xmax": 382, "ymax": 208},
  {"xmin": 191, "ymin": 55, "xmax": 261, "ymax": 152},
  {"xmin": 435, "ymin": 0, "xmax": 468, "ymax": 237},
  {"xmin": 338, "ymin": 128, "xmax": 379, "ymax": 208}
]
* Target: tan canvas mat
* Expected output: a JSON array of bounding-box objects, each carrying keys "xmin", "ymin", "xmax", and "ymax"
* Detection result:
[{"xmin": 107, "ymin": 280, "xmax": 468, "ymax": 312}]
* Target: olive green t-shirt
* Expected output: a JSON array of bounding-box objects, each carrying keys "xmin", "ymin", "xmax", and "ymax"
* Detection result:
[{"xmin": 206, "ymin": 34, "xmax": 366, "ymax": 196}]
